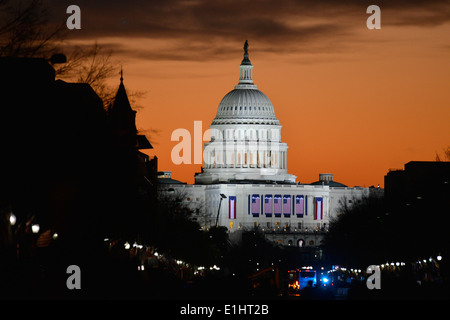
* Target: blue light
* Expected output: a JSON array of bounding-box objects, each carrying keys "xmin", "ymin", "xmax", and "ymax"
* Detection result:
[{"xmin": 322, "ymin": 277, "xmax": 329, "ymax": 283}]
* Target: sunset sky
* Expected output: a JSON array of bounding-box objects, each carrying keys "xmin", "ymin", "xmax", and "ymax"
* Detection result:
[{"xmin": 48, "ymin": 0, "xmax": 450, "ymax": 187}]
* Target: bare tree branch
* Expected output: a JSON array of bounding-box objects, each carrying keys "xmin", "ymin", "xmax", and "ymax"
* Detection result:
[
  {"xmin": 56, "ymin": 43, "xmax": 118, "ymax": 107},
  {"xmin": 435, "ymin": 146, "xmax": 450, "ymax": 162},
  {"xmin": 0, "ymin": 0, "xmax": 65, "ymax": 58},
  {"xmin": 0, "ymin": 0, "xmax": 145, "ymax": 111}
]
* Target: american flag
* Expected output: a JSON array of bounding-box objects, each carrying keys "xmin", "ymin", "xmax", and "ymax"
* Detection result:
[
  {"xmin": 283, "ymin": 195, "xmax": 291, "ymax": 217},
  {"xmin": 264, "ymin": 195, "xmax": 273, "ymax": 217},
  {"xmin": 274, "ymin": 194, "xmax": 282, "ymax": 217},
  {"xmin": 251, "ymin": 194, "xmax": 260, "ymax": 216},
  {"xmin": 315, "ymin": 197, "xmax": 323, "ymax": 220},
  {"xmin": 229, "ymin": 196, "xmax": 236, "ymax": 219},
  {"xmin": 295, "ymin": 195, "xmax": 304, "ymax": 217}
]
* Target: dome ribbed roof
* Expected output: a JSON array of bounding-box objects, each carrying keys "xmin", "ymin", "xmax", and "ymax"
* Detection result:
[{"xmin": 212, "ymin": 89, "xmax": 279, "ymax": 125}]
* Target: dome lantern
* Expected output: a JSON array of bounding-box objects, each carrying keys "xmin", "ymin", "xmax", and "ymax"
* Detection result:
[{"xmin": 238, "ymin": 40, "xmax": 255, "ymax": 86}]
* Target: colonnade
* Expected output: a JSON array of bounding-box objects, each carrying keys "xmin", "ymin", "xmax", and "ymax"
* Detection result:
[{"xmin": 204, "ymin": 146, "xmax": 287, "ymax": 170}]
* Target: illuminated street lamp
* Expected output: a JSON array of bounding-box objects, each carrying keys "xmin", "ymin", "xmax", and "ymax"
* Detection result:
[
  {"xmin": 215, "ymin": 194, "xmax": 227, "ymax": 227},
  {"xmin": 9, "ymin": 213, "xmax": 16, "ymax": 226},
  {"xmin": 31, "ymin": 224, "xmax": 40, "ymax": 234}
]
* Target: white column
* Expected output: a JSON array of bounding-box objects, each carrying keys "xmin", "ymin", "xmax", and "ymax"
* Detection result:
[
  {"xmin": 284, "ymin": 151, "xmax": 287, "ymax": 169},
  {"xmin": 205, "ymin": 151, "xmax": 209, "ymax": 168}
]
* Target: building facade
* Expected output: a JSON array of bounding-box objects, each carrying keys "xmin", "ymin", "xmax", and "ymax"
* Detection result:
[
  {"xmin": 161, "ymin": 174, "xmax": 371, "ymax": 247},
  {"xmin": 160, "ymin": 42, "xmax": 377, "ymax": 247}
]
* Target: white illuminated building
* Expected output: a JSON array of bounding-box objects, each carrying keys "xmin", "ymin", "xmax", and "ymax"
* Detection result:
[
  {"xmin": 195, "ymin": 40, "xmax": 295, "ymax": 185},
  {"xmin": 160, "ymin": 42, "xmax": 377, "ymax": 247}
]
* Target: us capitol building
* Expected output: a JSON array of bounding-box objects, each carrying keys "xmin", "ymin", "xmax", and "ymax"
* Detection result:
[{"xmin": 159, "ymin": 41, "xmax": 379, "ymax": 247}]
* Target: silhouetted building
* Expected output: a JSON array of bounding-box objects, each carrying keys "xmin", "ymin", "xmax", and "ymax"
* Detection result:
[
  {"xmin": 0, "ymin": 56, "xmax": 160, "ymax": 298},
  {"xmin": 0, "ymin": 57, "xmax": 157, "ymax": 262},
  {"xmin": 108, "ymin": 73, "xmax": 138, "ymax": 148},
  {"xmin": 0, "ymin": 57, "xmax": 109, "ymax": 239},
  {"xmin": 0, "ymin": 57, "xmax": 164, "ymax": 298},
  {"xmin": 106, "ymin": 71, "xmax": 158, "ymax": 198},
  {"xmin": 384, "ymin": 161, "xmax": 450, "ymax": 258},
  {"xmin": 157, "ymin": 171, "xmax": 186, "ymax": 185},
  {"xmin": 385, "ymin": 161, "xmax": 450, "ymax": 208}
]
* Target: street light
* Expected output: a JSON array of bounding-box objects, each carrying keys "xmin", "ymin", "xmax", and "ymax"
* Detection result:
[
  {"xmin": 31, "ymin": 224, "xmax": 40, "ymax": 234},
  {"xmin": 9, "ymin": 213, "xmax": 16, "ymax": 226},
  {"xmin": 215, "ymin": 193, "xmax": 227, "ymax": 227}
]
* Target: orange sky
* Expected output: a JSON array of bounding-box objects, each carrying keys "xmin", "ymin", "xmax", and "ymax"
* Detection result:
[
  {"xmin": 56, "ymin": 1, "xmax": 450, "ymax": 187},
  {"xmin": 111, "ymin": 25, "xmax": 449, "ymax": 187}
]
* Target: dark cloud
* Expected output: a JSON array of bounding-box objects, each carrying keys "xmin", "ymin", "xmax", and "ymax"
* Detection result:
[{"xmin": 45, "ymin": 0, "xmax": 450, "ymax": 61}]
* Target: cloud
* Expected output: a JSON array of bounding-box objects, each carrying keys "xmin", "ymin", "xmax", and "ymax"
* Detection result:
[{"xmin": 46, "ymin": 0, "xmax": 450, "ymax": 61}]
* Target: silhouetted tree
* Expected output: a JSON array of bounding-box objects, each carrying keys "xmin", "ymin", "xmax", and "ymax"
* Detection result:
[
  {"xmin": 224, "ymin": 229, "xmax": 281, "ymax": 278},
  {"xmin": 146, "ymin": 191, "xmax": 229, "ymax": 267},
  {"xmin": 323, "ymin": 193, "xmax": 393, "ymax": 266},
  {"xmin": 0, "ymin": 0, "xmax": 64, "ymax": 58},
  {"xmin": 0, "ymin": 0, "xmax": 121, "ymax": 107},
  {"xmin": 435, "ymin": 146, "xmax": 450, "ymax": 162}
]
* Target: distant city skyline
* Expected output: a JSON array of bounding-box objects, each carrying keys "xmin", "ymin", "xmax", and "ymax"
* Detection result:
[{"xmin": 49, "ymin": 0, "xmax": 450, "ymax": 186}]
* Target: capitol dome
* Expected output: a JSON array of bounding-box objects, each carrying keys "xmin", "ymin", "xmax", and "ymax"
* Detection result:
[
  {"xmin": 212, "ymin": 41, "xmax": 280, "ymax": 126},
  {"xmin": 195, "ymin": 41, "xmax": 296, "ymax": 185}
]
